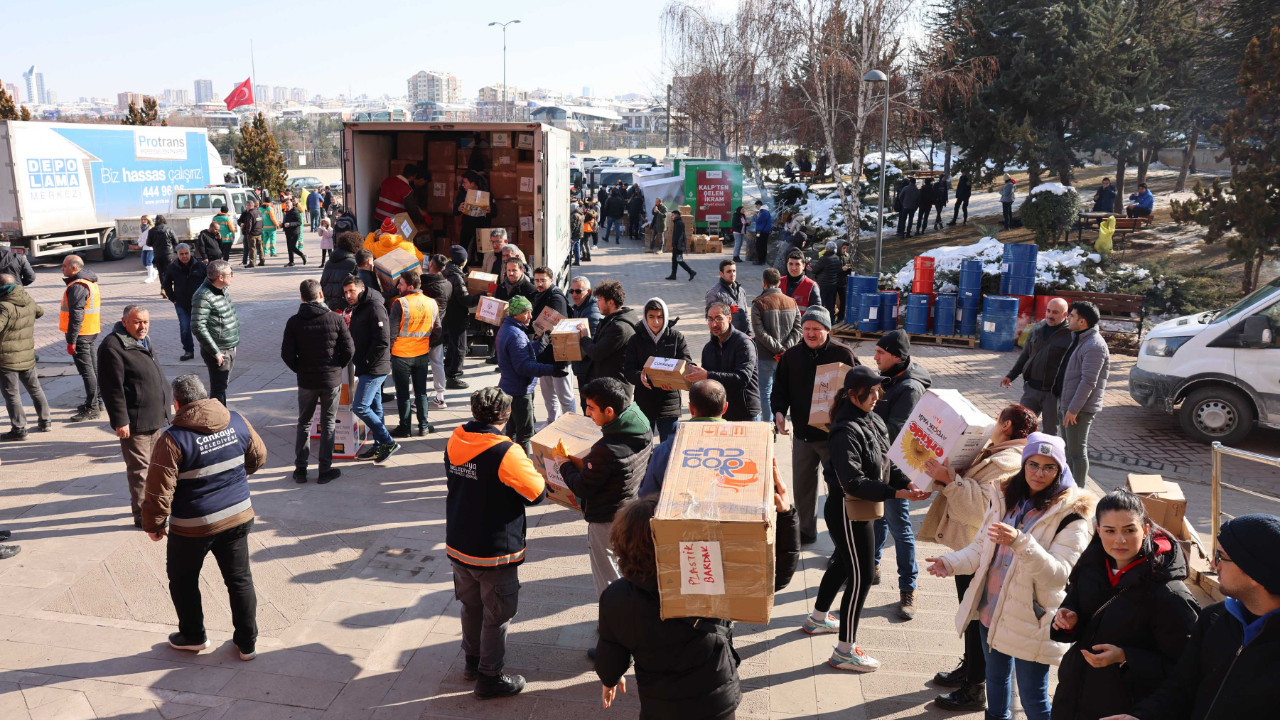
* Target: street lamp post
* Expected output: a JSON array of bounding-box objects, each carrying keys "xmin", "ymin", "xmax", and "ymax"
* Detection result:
[
  {"xmin": 863, "ymin": 69, "xmax": 889, "ymax": 277},
  {"xmin": 488, "ymin": 20, "xmax": 520, "ymax": 122}
]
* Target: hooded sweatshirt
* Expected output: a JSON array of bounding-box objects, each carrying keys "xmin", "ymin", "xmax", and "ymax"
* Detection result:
[
  {"xmin": 445, "ymin": 421, "xmax": 546, "ymax": 567},
  {"xmin": 560, "ymin": 401, "xmax": 653, "ymax": 523},
  {"xmin": 623, "ymin": 298, "xmax": 692, "ymax": 422}
]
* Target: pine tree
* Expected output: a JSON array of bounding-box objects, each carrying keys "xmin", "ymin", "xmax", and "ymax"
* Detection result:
[
  {"xmin": 0, "ymin": 87, "xmax": 18, "ymax": 120},
  {"xmin": 1171, "ymin": 27, "xmax": 1280, "ymax": 293},
  {"xmin": 121, "ymin": 97, "xmax": 161, "ymax": 126},
  {"xmin": 19, "ymin": 106, "xmax": 31, "ymax": 121},
  {"xmin": 234, "ymin": 114, "xmax": 288, "ymax": 197}
]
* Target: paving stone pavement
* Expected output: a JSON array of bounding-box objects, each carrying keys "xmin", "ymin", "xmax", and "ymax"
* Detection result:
[{"xmin": 1, "ymin": 232, "xmax": 1276, "ymax": 719}]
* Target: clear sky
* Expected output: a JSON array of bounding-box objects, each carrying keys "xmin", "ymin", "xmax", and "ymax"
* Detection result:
[{"xmin": 0, "ymin": 0, "xmax": 734, "ymax": 102}]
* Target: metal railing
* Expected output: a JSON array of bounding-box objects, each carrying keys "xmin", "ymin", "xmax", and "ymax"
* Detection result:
[{"xmin": 1210, "ymin": 441, "xmax": 1280, "ymax": 557}]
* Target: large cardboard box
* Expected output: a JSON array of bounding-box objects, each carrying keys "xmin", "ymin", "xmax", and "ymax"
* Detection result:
[
  {"xmin": 515, "ymin": 132, "xmax": 535, "ymax": 149},
  {"xmin": 644, "ymin": 356, "xmax": 692, "ymax": 391},
  {"xmin": 392, "ymin": 212, "xmax": 426, "ymax": 245},
  {"xmin": 533, "ymin": 305, "xmax": 566, "ymax": 338},
  {"xmin": 491, "ymin": 131, "xmax": 512, "ymax": 148},
  {"xmin": 475, "ymin": 295, "xmax": 508, "ymax": 326},
  {"xmin": 706, "ymin": 237, "xmax": 724, "ymax": 253},
  {"xmin": 1126, "ymin": 474, "xmax": 1189, "ymax": 538},
  {"xmin": 809, "ymin": 362, "xmax": 853, "ymax": 430},
  {"xmin": 652, "ymin": 422, "xmax": 777, "ymax": 623},
  {"xmin": 492, "ymin": 148, "xmax": 519, "ymax": 169},
  {"xmin": 427, "ymin": 141, "xmax": 455, "ymax": 170},
  {"xmin": 530, "ymin": 413, "xmax": 601, "ymax": 511},
  {"xmin": 398, "ymin": 134, "xmax": 425, "ymax": 161},
  {"xmin": 374, "ymin": 247, "xmax": 420, "ymax": 294},
  {"xmin": 463, "ymin": 190, "xmax": 491, "ymax": 215},
  {"xmin": 309, "ymin": 370, "xmax": 368, "ymax": 459},
  {"xmin": 886, "ymin": 389, "xmax": 996, "ymax": 486},
  {"xmin": 551, "ymin": 318, "xmax": 590, "ymax": 361},
  {"xmin": 490, "ymin": 171, "xmax": 519, "ymax": 199},
  {"xmin": 467, "ymin": 270, "xmax": 498, "ymax": 295},
  {"xmin": 493, "ymin": 198, "xmax": 520, "ymax": 227},
  {"xmin": 516, "ymin": 163, "xmax": 536, "ymax": 200},
  {"xmin": 427, "ymin": 176, "xmax": 455, "ymax": 214}
]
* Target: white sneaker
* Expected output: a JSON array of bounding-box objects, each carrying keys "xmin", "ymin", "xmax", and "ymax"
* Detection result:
[
  {"xmin": 829, "ymin": 645, "xmax": 880, "ymax": 672},
  {"xmin": 430, "ymin": 396, "xmax": 447, "ymax": 409}
]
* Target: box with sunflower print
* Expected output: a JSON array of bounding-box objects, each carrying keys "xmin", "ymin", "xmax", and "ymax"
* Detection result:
[{"xmin": 885, "ymin": 389, "xmax": 996, "ymax": 487}]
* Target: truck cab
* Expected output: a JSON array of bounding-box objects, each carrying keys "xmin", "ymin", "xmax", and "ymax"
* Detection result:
[{"xmin": 1129, "ymin": 276, "xmax": 1280, "ymax": 444}]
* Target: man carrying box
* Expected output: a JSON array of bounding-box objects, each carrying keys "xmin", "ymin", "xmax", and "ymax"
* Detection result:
[
  {"xmin": 497, "ymin": 295, "xmax": 565, "ymax": 453},
  {"xmin": 530, "ymin": 267, "xmax": 574, "ymax": 423},
  {"xmin": 555, "ymin": 378, "xmax": 652, "ymax": 621},
  {"xmin": 771, "ymin": 306, "xmax": 860, "ymax": 544},
  {"xmin": 685, "ymin": 302, "xmax": 760, "ymax": 421},
  {"xmin": 444, "ymin": 387, "xmax": 546, "ymax": 700}
]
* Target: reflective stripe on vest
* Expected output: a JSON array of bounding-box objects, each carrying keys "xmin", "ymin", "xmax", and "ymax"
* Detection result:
[
  {"xmin": 59, "ymin": 279, "xmax": 101, "ymax": 335},
  {"xmin": 214, "ymin": 215, "xmax": 237, "ymax": 240},
  {"xmin": 392, "ymin": 293, "xmax": 433, "ymax": 357},
  {"xmin": 167, "ymin": 411, "xmax": 253, "ymax": 527}
]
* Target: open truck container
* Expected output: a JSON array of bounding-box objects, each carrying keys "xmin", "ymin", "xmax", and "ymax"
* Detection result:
[{"xmin": 340, "ymin": 121, "xmax": 572, "ymax": 283}]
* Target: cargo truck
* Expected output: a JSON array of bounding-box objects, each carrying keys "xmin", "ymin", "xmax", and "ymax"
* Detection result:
[
  {"xmin": 0, "ymin": 120, "xmax": 234, "ymax": 261},
  {"xmin": 340, "ymin": 121, "xmax": 571, "ymax": 280}
]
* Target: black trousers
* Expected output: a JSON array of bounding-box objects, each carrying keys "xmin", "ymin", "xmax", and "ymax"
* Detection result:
[
  {"xmin": 952, "ymin": 198, "xmax": 969, "ymax": 223},
  {"xmin": 669, "ymin": 250, "xmax": 694, "ymax": 279},
  {"xmin": 73, "ymin": 334, "xmax": 100, "ymax": 408},
  {"xmin": 815, "ymin": 493, "xmax": 875, "ymax": 644},
  {"xmin": 506, "ymin": 393, "xmax": 535, "ymax": 455},
  {"xmin": 444, "ymin": 325, "xmax": 467, "ymax": 379},
  {"xmin": 286, "ymin": 234, "xmax": 306, "ymax": 264},
  {"xmin": 167, "ymin": 519, "xmax": 257, "ymax": 649},
  {"xmin": 201, "ymin": 346, "xmax": 235, "ymax": 405},
  {"xmin": 898, "ymin": 209, "xmax": 915, "ymax": 235},
  {"xmin": 1002, "ymin": 202, "xmax": 1013, "ymax": 228},
  {"xmin": 629, "ymin": 213, "xmax": 641, "ymax": 238},
  {"xmin": 956, "ymin": 573, "xmax": 987, "ymax": 685},
  {"xmin": 755, "ymin": 231, "xmax": 769, "ymax": 264},
  {"xmin": 220, "ymin": 242, "xmax": 233, "ymax": 262}
]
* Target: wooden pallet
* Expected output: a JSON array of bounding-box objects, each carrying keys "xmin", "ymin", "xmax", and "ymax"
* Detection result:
[{"xmin": 831, "ymin": 323, "xmax": 978, "ymax": 348}]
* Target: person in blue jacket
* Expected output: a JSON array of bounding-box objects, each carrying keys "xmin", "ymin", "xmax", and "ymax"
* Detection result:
[
  {"xmin": 1092, "ymin": 178, "xmax": 1117, "ymax": 213},
  {"xmin": 495, "ymin": 294, "xmax": 566, "ymax": 453},
  {"xmin": 752, "ymin": 200, "xmax": 773, "ymax": 267},
  {"xmin": 1125, "ymin": 183, "xmax": 1154, "ymax": 218}
]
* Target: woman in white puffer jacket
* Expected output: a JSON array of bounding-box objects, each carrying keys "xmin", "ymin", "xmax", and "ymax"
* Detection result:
[{"xmin": 925, "ymin": 432, "xmax": 1096, "ymax": 720}]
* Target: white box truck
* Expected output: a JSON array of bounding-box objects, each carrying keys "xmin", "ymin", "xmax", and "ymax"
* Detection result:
[
  {"xmin": 340, "ymin": 121, "xmax": 572, "ymax": 281},
  {"xmin": 0, "ymin": 120, "xmax": 235, "ymax": 261}
]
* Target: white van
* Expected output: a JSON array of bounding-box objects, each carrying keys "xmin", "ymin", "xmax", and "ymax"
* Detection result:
[
  {"xmin": 1129, "ymin": 276, "xmax": 1280, "ymax": 444},
  {"xmin": 115, "ymin": 186, "xmax": 251, "ymax": 252}
]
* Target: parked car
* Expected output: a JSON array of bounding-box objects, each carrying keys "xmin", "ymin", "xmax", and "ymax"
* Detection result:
[
  {"xmin": 1130, "ymin": 276, "xmax": 1280, "ymax": 444},
  {"xmin": 629, "ymin": 154, "xmax": 658, "ymax": 167},
  {"xmin": 289, "ymin": 176, "xmax": 324, "ymax": 191},
  {"xmin": 580, "ymin": 156, "xmax": 600, "ymax": 171},
  {"xmin": 597, "ymin": 156, "xmax": 621, "ymax": 167}
]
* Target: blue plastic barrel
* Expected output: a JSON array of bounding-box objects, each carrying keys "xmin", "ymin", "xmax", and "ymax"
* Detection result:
[
  {"xmin": 857, "ymin": 293, "xmax": 881, "ymax": 332},
  {"xmin": 1002, "ymin": 243, "xmax": 1038, "ymax": 264},
  {"xmin": 980, "ymin": 295, "xmax": 1020, "ymax": 351},
  {"xmin": 934, "ymin": 294, "xmax": 957, "ymax": 336},
  {"xmin": 959, "ymin": 259, "xmax": 984, "ymax": 292},
  {"xmin": 878, "ymin": 291, "xmax": 900, "ymax": 331},
  {"xmin": 904, "ymin": 294, "xmax": 930, "ymax": 334}
]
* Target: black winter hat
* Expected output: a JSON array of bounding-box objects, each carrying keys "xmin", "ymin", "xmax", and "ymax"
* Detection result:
[
  {"xmin": 449, "ymin": 245, "xmax": 468, "ymax": 268},
  {"xmin": 1218, "ymin": 514, "xmax": 1280, "ymax": 595},
  {"xmin": 843, "ymin": 365, "xmax": 883, "ymax": 392},
  {"xmin": 876, "ymin": 328, "xmax": 911, "ymax": 359}
]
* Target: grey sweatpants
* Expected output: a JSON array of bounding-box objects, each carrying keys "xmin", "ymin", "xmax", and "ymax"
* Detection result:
[{"xmin": 587, "ymin": 520, "xmax": 621, "ymax": 598}]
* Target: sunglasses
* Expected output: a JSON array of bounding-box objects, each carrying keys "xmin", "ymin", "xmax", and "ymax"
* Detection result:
[{"xmin": 569, "ymin": 289, "xmax": 586, "ymax": 295}]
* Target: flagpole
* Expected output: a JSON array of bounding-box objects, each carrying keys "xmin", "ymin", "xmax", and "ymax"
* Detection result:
[{"xmin": 250, "ymin": 40, "xmax": 257, "ymax": 113}]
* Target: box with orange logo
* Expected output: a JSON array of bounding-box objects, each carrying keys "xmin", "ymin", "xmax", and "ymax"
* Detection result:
[
  {"xmin": 651, "ymin": 421, "xmax": 776, "ymax": 623},
  {"xmin": 885, "ymin": 389, "xmax": 995, "ymax": 487}
]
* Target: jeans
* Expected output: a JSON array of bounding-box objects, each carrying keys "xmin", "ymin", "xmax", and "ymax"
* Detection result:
[
  {"xmin": 874, "ymin": 497, "xmax": 918, "ymax": 592},
  {"xmin": 603, "ymin": 216, "xmax": 621, "ymax": 242},
  {"xmin": 296, "ymin": 385, "xmax": 340, "ymax": 472},
  {"xmin": 167, "ymin": 519, "xmax": 257, "ymax": 650},
  {"xmin": 141, "ymin": 246, "xmax": 154, "ymax": 269},
  {"xmin": 120, "ymin": 429, "xmax": 161, "ymax": 521},
  {"xmin": 571, "ymin": 237, "xmax": 582, "ymax": 264},
  {"xmin": 1002, "ymin": 202, "xmax": 1013, "ymax": 229},
  {"xmin": 175, "ymin": 304, "xmax": 194, "ymax": 355},
  {"xmin": 758, "ymin": 356, "xmax": 778, "ymax": 422},
  {"xmin": 352, "ymin": 374, "xmax": 393, "ymax": 446},
  {"xmin": 444, "ymin": 326, "xmax": 467, "ymax": 379},
  {"xmin": 201, "ymin": 346, "xmax": 236, "ymax": 405},
  {"xmin": 453, "ymin": 561, "xmax": 520, "ymax": 676},
  {"xmin": 979, "ymin": 624, "xmax": 1051, "ymax": 720},
  {"xmin": 539, "ymin": 374, "xmax": 575, "ymax": 423},
  {"xmin": 1, "ymin": 367, "xmax": 50, "ymax": 430},
  {"xmin": 952, "ymin": 198, "xmax": 969, "ymax": 223},
  {"xmin": 392, "ymin": 354, "xmax": 429, "ymax": 429},
  {"xmin": 792, "ymin": 440, "xmax": 829, "ymax": 541},
  {"xmin": 506, "ymin": 393, "xmax": 535, "ymax": 455},
  {"xmin": 73, "ymin": 334, "xmax": 100, "ymax": 409},
  {"xmin": 1059, "ymin": 407, "xmax": 1095, "ymax": 486},
  {"xmin": 732, "ymin": 231, "xmax": 744, "ymax": 259},
  {"xmin": 651, "ymin": 415, "xmax": 678, "ymax": 443},
  {"xmin": 1020, "ymin": 385, "xmax": 1060, "ymax": 436},
  {"xmin": 308, "ymin": 208, "xmax": 321, "ymax": 231}
]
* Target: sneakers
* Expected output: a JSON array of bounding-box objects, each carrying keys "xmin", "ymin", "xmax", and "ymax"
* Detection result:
[
  {"xmin": 828, "ymin": 645, "xmax": 880, "ymax": 672},
  {"xmin": 317, "ymin": 468, "xmax": 341, "ymax": 485},
  {"xmin": 801, "ymin": 614, "xmax": 840, "ymax": 635},
  {"xmin": 356, "ymin": 444, "xmax": 380, "ymax": 460},
  {"xmin": 374, "ymin": 442, "xmax": 400, "ymax": 464},
  {"xmin": 446, "ymin": 378, "xmax": 469, "ymax": 390},
  {"xmin": 0, "ymin": 545, "xmax": 20, "ymax": 560},
  {"xmin": 416, "ymin": 424, "xmax": 434, "ymax": 436},
  {"xmin": 462, "ymin": 655, "xmax": 480, "ymax": 681},
  {"xmin": 1, "ymin": 428, "xmax": 27, "ymax": 441},
  {"xmin": 35, "ymin": 420, "xmax": 51, "ymax": 432},
  {"xmin": 70, "ymin": 407, "xmax": 101, "ymax": 422},
  {"xmin": 431, "ymin": 395, "xmax": 447, "ymax": 409},
  {"xmin": 935, "ymin": 682, "xmax": 986, "ymax": 711},
  {"xmin": 168, "ymin": 632, "xmax": 210, "ymax": 653},
  {"xmin": 236, "ymin": 642, "xmax": 257, "ymax": 661},
  {"xmin": 872, "ymin": 564, "xmax": 881, "ymax": 585},
  {"xmin": 474, "ymin": 672, "xmax": 526, "ymax": 700},
  {"xmin": 293, "ymin": 468, "xmax": 307, "ymax": 483},
  {"xmin": 933, "ymin": 657, "xmax": 967, "ymax": 687},
  {"xmin": 899, "ymin": 590, "xmax": 917, "ymax": 620}
]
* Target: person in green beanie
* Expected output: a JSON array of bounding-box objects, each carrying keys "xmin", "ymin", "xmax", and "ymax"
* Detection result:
[{"xmin": 495, "ymin": 294, "xmax": 565, "ymax": 453}]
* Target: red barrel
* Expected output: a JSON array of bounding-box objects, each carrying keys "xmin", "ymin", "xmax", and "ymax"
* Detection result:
[
  {"xmin": 1015, "ymin": 294, "xmax": 1036, "ymax": 338},
  {"xmin": 1034, "ymin": 294, "xmax": 1064, "ymax": 321},
  {"xmin": 911, "ymin": 256, "xmax": 936, "ymax": 294}
]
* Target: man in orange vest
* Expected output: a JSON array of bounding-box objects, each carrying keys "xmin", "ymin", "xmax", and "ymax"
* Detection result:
[
  {"xmin": 389, "ymin": 268, "xmax": 438, "ymax": 438},
  {"xmin": 60, "ymin": 255, "xmax": 103, "ymax": 422}
]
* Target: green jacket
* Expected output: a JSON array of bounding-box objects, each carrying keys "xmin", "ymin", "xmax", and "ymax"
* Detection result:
[
  {"xmin": 191, "ymin": 279, "xmax": 240, "ymax": 351},
  {"xmin": 0, "ymin": 284, "xmax": 43, "ymax": 372},
  {"xmin": 213, "ymin": 213, "xmax": 237, "ymax": 241}
]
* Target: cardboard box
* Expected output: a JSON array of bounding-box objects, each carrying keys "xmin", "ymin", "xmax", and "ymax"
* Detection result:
[
  {"xmin": 493, "ymin": 148, "xmax": 519, "ymax": 168},
  {"xmin": 397, "ymin": 134, "xmax": 425, "ymax": 161},
  {"xmin": 467, "ymin": 270, "xmax": 498, "ymax": 295},
  {"xmin": 644, "ymin": 356, "xmax": 691, "ymax": 390},
  {"xmin": 516, "ymin": 132, "xmax": 534, "ymax": 149},
  {"xmin": 809, "ymin": 362, "xmax": 853, "ymax": 430},
  {"xmin": 427, "ymin": 141, "xmax": 455, "ymax": 170},
  {"xmin": 706, "ymin": 237, "xmax": 723, "ymax": 253},
  {"xmin": 533, "ymin": 305, "xmax": 566, "ymax": 338},
  {"xmin": 652, "ymin": 422, "xmax": 777, "ymax": 623},
  {"xmin": 1126, "ymin": 474, "xmax": 1188, "ymax": 537},
  {"xmin": 310, "ymin": 375, "xmax": 369, "ymax": 458},
  {"xmin": 491, "ymin": 131, "xmax": 511, "ymax": 148},
  {"xmin": 475, "ymin": 295, "xmax": 508, "ymax": 326},
  {"xmin": 551, "ymin": 318, "xmax": 589, "ymax": 362},
  {"xmin": 464, "ymin": 189, "xmax": 491, "ymax": 215},
  {"xmin": 374, "ymin": 247, "xmax": 421, "ymax": 294},
  {"xmin": 490, "ymin": 171, "xmax": 519, "ymax": 199},
  {"xmin": 530, "ymin": 413, "xmax": 601, "ymax": 511},
  {"xmin": 427, "ymin": 176, "xmax": 455, "ymax": 214},
  {"xmin": 493, "ymin": 199, "xmax": 520, "ymax": 227},
  {"xmin": 886, "ymin": 389, "xmax": 996, "ymax": 486},
  {"xmin": 679, "ymin": 204, "xmax": 694, "ymax": 219},
  {"xmin": 392, "ymin": 212, "xmax": 426, "ymax": 245}
]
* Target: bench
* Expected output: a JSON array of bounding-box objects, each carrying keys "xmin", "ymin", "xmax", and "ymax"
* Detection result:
[
  {"xmin": 1054, "ymin": 290, "xmax": 1146, "ymax": 340},
  {"xmin": 1073, "ymin": 213, "xmax": 1153, "ymax": 245}
]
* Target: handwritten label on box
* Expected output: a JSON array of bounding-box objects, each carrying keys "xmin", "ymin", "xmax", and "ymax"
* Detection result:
[
  {"xmin": 650, "ymin": 357, "xmax": 680, "ymax": 371},
  {"xmin": 680, "ymin": 541, "xmax": 725, "ymax": 595}
]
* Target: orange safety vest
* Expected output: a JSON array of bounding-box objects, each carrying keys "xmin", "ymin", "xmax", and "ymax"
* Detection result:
[
  {"xmin": 59, "ymin": 278, "xmax": 101, "ymax": 336},
  {"xmin": 392, "ymin": 292, "xmax": 436, "ymax": 357}
]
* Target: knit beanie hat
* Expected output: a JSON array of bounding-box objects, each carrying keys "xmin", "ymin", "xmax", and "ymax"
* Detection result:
[
  {"xmin": 508, "ymin": 295, "xmax": 532, "ymax": 316},
  {"xmin": 802, "ymin": 306, "xmax": 832, "ymax": 331},
  {"xmin": 843, "ymin": 365, "xmax": 882, "ymax": 392},
  {"xmin": 877, "ymin": 328, "xmax": 911, "ymax": 359},
  {"xmin": 1021, "ymin": 432, "xmax": 1076, "ymax": 489},
  {"xmin": 1217, "ymin": 514, "xmax": 1280, "ymax": 595},
  {"xmin": 379, "ymin": 217, "xmax": 398, "ymax": 236},
  {"xmin": 449, "ymin": 245, "xmax": 468, "ymax": 268}
]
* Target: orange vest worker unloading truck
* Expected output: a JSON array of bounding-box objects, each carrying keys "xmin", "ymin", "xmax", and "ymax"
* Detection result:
[{"xmin": 389, "ymin": 269, "xmax": 438, "ymax": 438}]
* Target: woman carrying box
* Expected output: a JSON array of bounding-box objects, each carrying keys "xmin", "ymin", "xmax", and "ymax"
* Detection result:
[{"xmin": 623, "ymin": 298, "xmax": 691, "ymax": 442}]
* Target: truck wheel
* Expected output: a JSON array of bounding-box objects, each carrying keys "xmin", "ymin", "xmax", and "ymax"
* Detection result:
[
  {"xmin": 1179, "ymin": 386, "xmax": 1256, "ymax": 445},
  {"xmin": 100, "ymin": 229, "xmax": 128, "ymax": 261}
]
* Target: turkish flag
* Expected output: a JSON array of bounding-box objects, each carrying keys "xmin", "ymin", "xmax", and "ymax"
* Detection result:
[{"xmin": 224, "ymin": 78, "xmax": 254, "ymax": 111}]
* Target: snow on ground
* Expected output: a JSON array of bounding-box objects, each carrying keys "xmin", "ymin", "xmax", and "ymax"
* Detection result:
[
  {"xmin": 1029, "ymin": 182, "xmax": 1075, "ymax": 196},
  {"xmin": 889, "ymin": 236, "xmax": 1114, "ymax": 293}
]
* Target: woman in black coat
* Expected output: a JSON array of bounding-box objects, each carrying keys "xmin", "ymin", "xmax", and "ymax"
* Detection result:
[
  {"xmin": 623, "ymin": 297, "xmax": 690, "ymax": 442},
  {"xmin": 281, "ymin": 199, "xmax": 307, "ymax": 266},
  {"xmin": 1049, "ymin": 490, "xmax": 1200, "ymax": 720},
  {"xmin": 146, "ymin": 216, "xmax": 178, "ymax": 275}
]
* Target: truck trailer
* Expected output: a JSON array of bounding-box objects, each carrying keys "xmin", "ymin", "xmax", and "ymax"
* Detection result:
[
  {"xmin": 0, "ymin": 120, "xmax": 233, "ymax": 261},
  {"xmin": 340, "ymin": 121, "xmax": 571, "ymax": 280}
]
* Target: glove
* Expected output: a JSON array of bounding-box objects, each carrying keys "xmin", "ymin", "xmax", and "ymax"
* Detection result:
[{"xmin": 553, "ymin": 361, "xmax": 570, "ymax": 377}]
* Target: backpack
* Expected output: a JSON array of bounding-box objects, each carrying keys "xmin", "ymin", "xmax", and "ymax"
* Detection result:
[{"xmin": 332, "ymin": 210, "xmax": 359, "ymax": 238}]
